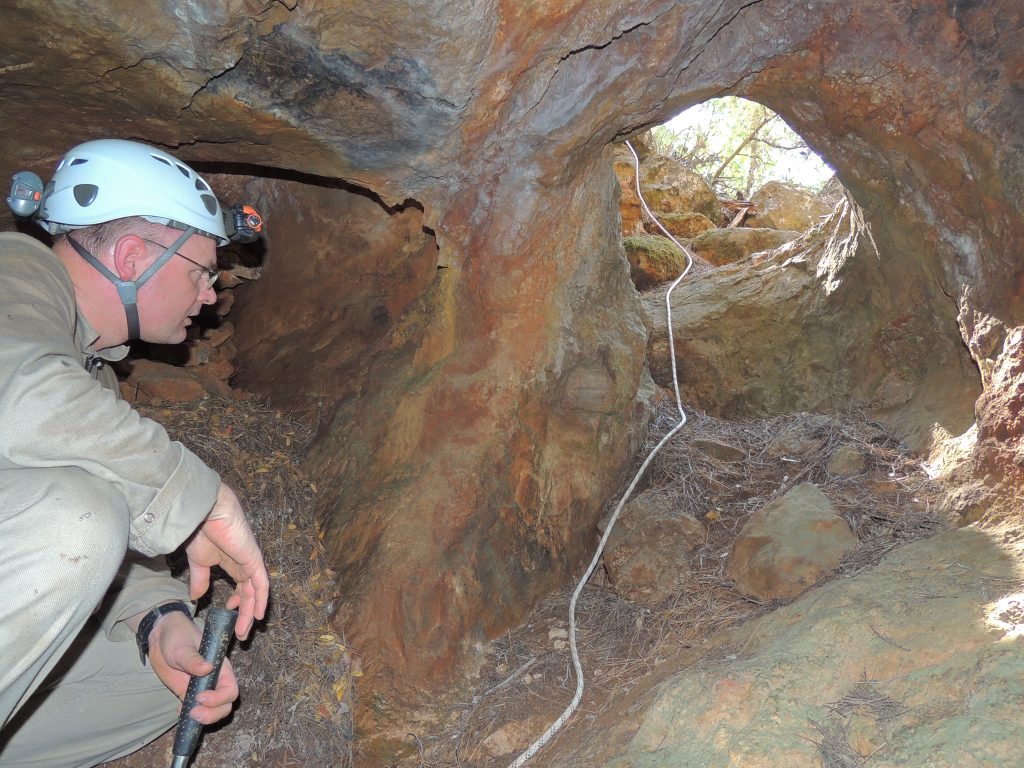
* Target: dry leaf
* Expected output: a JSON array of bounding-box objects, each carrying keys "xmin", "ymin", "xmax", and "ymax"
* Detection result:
[{"xmin": 333, "ymin": 679, "xmax": 347, "ymax": 702}]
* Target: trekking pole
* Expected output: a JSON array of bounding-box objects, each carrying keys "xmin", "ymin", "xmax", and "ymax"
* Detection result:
[{"xmin": 170, "ymin": 607, "xmax": 238, "ymax": 768}]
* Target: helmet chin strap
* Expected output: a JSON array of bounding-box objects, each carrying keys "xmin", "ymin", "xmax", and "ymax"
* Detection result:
[{"xmin": 66, "ymin": 228, "xmax": 196, "ymax": 342}]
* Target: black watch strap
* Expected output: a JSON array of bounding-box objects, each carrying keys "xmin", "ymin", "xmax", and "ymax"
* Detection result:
[{"xmin": 136, "ymin": 601, "xmax": 193, "ymax": 666}]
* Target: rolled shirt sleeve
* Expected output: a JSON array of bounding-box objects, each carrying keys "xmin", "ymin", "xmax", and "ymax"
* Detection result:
[
  {"xmin": 0, "ymin": 233, "xmax": 220, "ymax": 556},
  {"xmin": 97, "ymin": 552, "xmax": 194, "ymax": 643}
]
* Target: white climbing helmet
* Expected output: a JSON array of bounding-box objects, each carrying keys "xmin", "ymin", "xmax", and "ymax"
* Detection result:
[{"xmin": 36, "ymin": 138, "xmax": 229, "ymax": 245}]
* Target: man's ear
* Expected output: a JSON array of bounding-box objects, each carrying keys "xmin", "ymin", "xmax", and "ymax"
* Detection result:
[{"xmin": 111, "ymin": 234, "xmax": 149, "ymax": 281}]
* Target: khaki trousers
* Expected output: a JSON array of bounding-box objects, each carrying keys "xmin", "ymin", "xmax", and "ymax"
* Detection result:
[
  {"xmin": 0, "ymin": 618, "xmax": 179, "ymax": 767},
  {"xmin": 0, "ymin": 467, "xmax": 179, "ymax": 767}
]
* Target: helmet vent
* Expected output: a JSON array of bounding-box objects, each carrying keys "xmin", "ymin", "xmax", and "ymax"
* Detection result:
[
  {"xmin": 195, "ymin": 177, "xmax": 210, "ymax": 192},
  {"xmin": 69, "ymin": 158, "xmax": 89, "ymax": 166},
  {"xmin": 200, "ymin": 194, "xmax": 218, "ymax": 215},
  {"xmin": 175, "ymin": 163, "xmax": 191, "ymax": 179},
  {"xmin": 73, "ymin": 184, "xmax": 99, "ymax": 207},
  {"xmin": 150, "ymin": 154, "xmax": 173, "ymax": 167}
]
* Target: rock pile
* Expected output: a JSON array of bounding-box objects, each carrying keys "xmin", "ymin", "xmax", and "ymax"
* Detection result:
[
  {"xmin": 118, "ymin": 264, "xmax": 262, "ymax": 404},
  {"xmin": 597, "ymin": 406, "xmax": 942, "ymax": 608},
  {"xmin": 613, "ymin": 141, "xmax": 838, "ymax": 288}
]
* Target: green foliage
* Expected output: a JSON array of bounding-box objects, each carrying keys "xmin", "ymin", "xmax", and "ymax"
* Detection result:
[{"xmin": 654, "ymin": 97, "xmax": 832, "ymax": 199}]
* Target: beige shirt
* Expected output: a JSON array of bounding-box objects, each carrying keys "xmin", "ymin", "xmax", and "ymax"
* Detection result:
[{"xmin": 0, "ymin": 232, "xmax": 221, "ymax": 638}]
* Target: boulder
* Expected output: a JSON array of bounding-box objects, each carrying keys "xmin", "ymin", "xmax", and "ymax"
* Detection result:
[
  {"xmin": 622, "ymin": 234, "xmax": 689, "ymax": 289},
  {"xmin": 594, "ymin": 530, "xmax": 1024, "ymax": 768},
  {"xmin": 639, "ymin": 156, "xmax": 722, "ymax": 224},
  {"xmin": 202, "ymin": 320, "xmax": 235, "ymax": 348},
  {"xmin": 749, "ymin": 180, "xmax": 833, "ymax": 231},
  {"xmin": 481, "ymin": 715, "xmax": 553, "ymax": 757},
  {"xmin": 691, "ymin": 437, "xmax": 746, "ymax": 462},
  {"xmin": 827, "ymin": 443, "xmax": 867, "ymax": 476},
  {"xmin": 214, "ymin": 288, "xmax": 236, "ymax": 317},
  {"xmin": 613, "ymin": 143, "xmax": 646, "ymax": 236},
  {"xmin": 645, "ymin": 202, "xmax": 979, "ymax": 450},
  {"xmin": 727, "ymin": 483, "xmax": 857, "ymax": 600},
  {"xmin": 599, "ymin": 488, "xmax": 708, "ymax": 603},
  {"xmin": 689, "ymin": 227, "xmax": 801, "ymax": 266},
  {"xmin": 646, "ymin": 211, "xmax": 716, "ymax": 239},
  {"xmin": 118, "ymin": 358, "xmax": 231, "ymax": 404}
]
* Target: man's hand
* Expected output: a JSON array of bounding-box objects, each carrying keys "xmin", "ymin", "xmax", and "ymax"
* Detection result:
[
  {"xmin": 185, "ymin": 483, "xmax": 269, "ymax": 640},
  {"xmin": 148, "ymin": 611, "xmax": 239, "ymax": 725}
]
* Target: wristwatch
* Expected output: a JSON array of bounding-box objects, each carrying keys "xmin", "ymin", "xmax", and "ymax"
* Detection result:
[{"xmin": 136, "ymin": 601, "xmax": 193, "ymax": 665}]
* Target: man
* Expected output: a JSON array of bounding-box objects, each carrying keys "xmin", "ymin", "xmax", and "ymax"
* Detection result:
[{"xmin": 0, "ymin": 139, "xmax": 270, "ymax": 767}]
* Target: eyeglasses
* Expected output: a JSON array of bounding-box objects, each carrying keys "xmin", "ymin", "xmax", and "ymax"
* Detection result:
[{"xmin": 141, "ymin": 237, "xmax": 219, "ymax": 289}]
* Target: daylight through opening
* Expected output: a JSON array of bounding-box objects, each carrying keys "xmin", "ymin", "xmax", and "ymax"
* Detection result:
[{"xmin": 656, "ymin": 96, "xmax": 834, "ymax": 199}]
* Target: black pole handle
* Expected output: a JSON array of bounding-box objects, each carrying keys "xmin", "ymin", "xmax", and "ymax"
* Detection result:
[{"xmin": 170, "ymin": 607, "xmax": 238, "ymax": 767}]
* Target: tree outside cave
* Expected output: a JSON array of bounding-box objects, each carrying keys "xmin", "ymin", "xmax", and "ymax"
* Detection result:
[{"xmin": 655, "ymin": 96, "xmax": 834, "ymax": 199}]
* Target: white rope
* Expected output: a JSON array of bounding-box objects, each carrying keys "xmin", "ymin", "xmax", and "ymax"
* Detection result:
[{"xmin": 506, "ymin": 140, "xmax": 695, "ymax": 767}]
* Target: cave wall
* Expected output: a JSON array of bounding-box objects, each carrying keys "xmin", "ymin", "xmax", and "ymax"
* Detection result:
[
  {"xmin": 219, "ymin": 151, "xmax": 653, "ymax": 695},
  {"xmin": 732, "ymin": 2, "xmax": 1024, "ymax": 510},
  {"xmin": 1, "ymin": 0, "xmax": 1021, "ymax": 712},
  {"xmin": 213, "ymin": 175, "xmax": 442, "ymax": 411}
]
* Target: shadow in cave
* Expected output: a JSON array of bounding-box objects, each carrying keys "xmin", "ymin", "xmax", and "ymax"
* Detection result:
[{"xmin": 189, "ymin": 160, "xmax": 429, "ymax": 220}]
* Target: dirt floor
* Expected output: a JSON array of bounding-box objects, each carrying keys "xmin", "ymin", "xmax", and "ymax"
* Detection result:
[
  {"xmin": 395, "ymin": 401, "xmax": 944, "ymax": 768},
  {"xmin": 101, "ymin": 389, "xmax": 943, "ymax": 768},
  {"xmin": 103, "ymin": 396, "xmax": 356, "ymax": 768}
]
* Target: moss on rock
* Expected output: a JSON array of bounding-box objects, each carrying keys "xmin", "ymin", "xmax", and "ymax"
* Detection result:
[{"xmin": 623, "ymin": 234, "xmax": 688, "ymax": 290}]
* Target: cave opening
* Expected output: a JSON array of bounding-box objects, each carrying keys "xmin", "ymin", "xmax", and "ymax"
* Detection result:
[
  {"xmin": 656, "ymin": 96, "xmax": 835, "ymax": 199},
  {"xmin": 617, "ymin": 94, "xmax": 851, "ymax": 288},
  {"xmin": 617, "ymin": 83, "xmax": 982, "ymax": 455}
]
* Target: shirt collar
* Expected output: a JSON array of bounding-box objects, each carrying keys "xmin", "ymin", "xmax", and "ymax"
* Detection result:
[{"xmin": 78, "ymin": 310, "xmax": 130, "ymax": 362}]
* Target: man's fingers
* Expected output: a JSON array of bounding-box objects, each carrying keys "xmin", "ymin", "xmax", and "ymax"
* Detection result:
[
  {"xmin": 219, "ymin": 557, "xmax": 269, "ymax": 617},
  {"xmin": 252, "ymin": 567, "xmax": 270, "ymax": 620},
  {"xmin": 224, "ymin": 591, "xmax": 248, "ymax": 638},
  {"xmin": 186, "ymin": 482, "xmax": 270, "ymax": 641},
  {"xmin": 196, "ymin": 665, "xmax": 239, "ymax": 708},
  {"xmin": 195, "ymin": 685, "xmax": 238, "ymax": 710},
  {"xmin": 188, "ymin": 702, "xmax": 234, "ymax": 725},
  {"xmin": 177, "ymin": 649, "xmax": 214, "ymax": 678},
  {"xmin": 190, "ymin": 660, "xmax": 239, "ymax": 723},
  {"xmin": 225, "ymin": 579, "xmax": 261, "ymax": 640},
  {"xmin": 189, "ymin": 564, "xmax": 211, "ymax": 602},
  {"xmin": 233, "ymin": 593, "xmax": 255, "ymax": 640}
]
